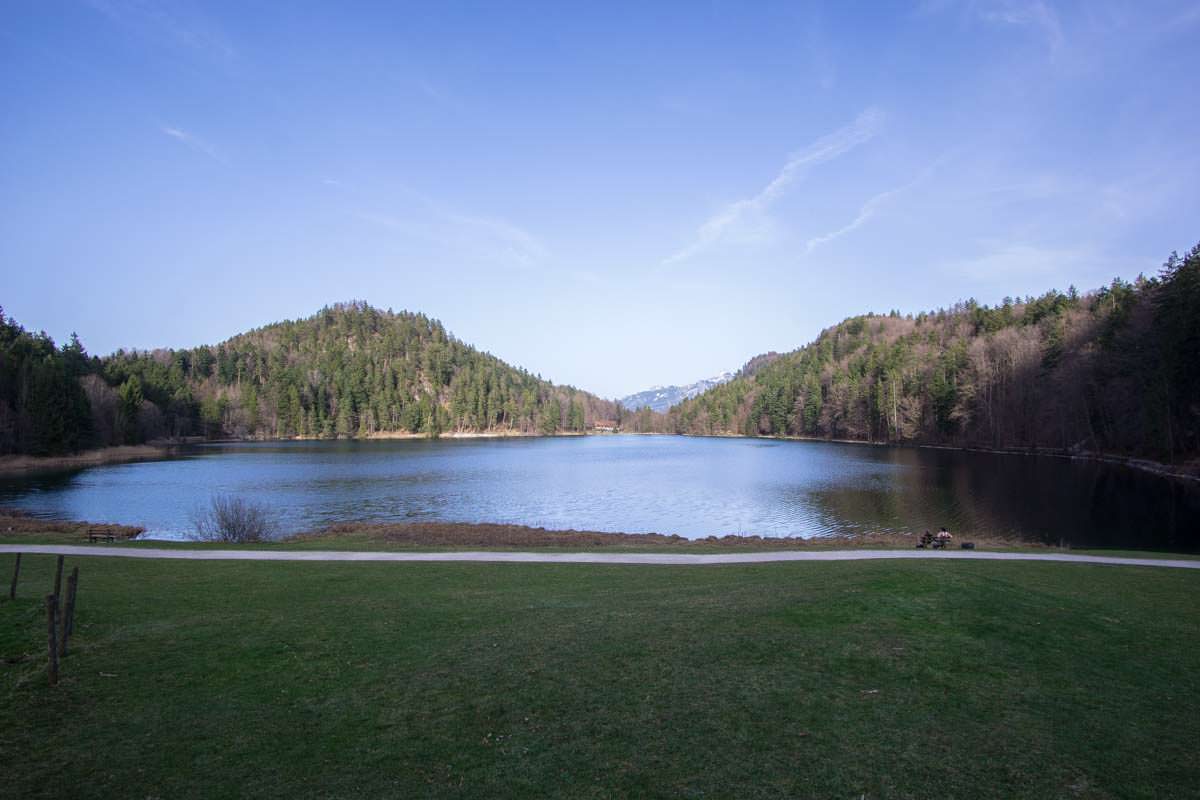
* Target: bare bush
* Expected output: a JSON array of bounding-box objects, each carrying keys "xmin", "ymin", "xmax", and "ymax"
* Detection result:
[{"xmin": 192, "ymin": 494, "xmax": 274, "ymax": 543}]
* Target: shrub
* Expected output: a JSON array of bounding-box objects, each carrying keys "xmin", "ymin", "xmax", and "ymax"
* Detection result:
[{"xmin": 192, "ymin": 494, "xmax": 273, "ymax": 543}]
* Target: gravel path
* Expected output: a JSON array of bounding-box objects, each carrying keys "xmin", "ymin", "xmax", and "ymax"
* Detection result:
[{"xmin": 1, "ymin": 545, "xmax": 1197, "ymax": 569}]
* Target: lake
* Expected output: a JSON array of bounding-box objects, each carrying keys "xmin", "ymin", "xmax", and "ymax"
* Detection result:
[{"xmin": 1, "ymin": 435, "xmax": 1197, "ymax": 550}]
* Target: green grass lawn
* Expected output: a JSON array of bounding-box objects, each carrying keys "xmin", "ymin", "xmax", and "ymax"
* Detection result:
[{"xmin": 2, "ymin": 553, "xmax": 1198, "ymax": 799}]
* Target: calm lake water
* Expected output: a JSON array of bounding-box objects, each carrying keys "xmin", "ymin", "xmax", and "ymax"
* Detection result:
[{"xmin": 1, "ymin": 436, "xmax": 1197, "ymax": 550}]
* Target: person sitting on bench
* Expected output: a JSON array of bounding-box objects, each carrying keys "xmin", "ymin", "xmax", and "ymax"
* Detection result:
[{"xmin": 933, "ymin": 527, "xmax": 952, "ymax": 548}]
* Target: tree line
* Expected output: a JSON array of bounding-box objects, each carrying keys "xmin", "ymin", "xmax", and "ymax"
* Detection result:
[
  {"xmin": 0, "ymin": 302, "xmax": 618, "ymax": 456},
  {"xmin": 640, "ymin": 243, "xmax": 1199, "ymax": 465},
  {"xmin": 0, "ymin": 318, "xmax": 94, "ymax": 455},
  {"xmin": 4, "ymin": 242, "xmax": 1196, "ymax": 462}
]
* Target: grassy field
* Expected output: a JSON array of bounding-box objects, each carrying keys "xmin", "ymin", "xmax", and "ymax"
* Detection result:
[{"xmin": 2, "ymin": 552, "xmax": 1198, "ymax": 799}]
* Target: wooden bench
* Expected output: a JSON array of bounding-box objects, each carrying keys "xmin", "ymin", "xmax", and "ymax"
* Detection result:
[{"xmin": 87, "ymin": 528, "xmax": 117, "ymax": 543}]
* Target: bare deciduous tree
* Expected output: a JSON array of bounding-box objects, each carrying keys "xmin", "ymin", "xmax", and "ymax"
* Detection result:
[{"xmin": 192, "ymin": 495, "xmax": 274, "ymax": 543}]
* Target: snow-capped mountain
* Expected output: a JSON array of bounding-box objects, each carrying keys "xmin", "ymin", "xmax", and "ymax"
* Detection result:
[{"xmin": 619, "ymin": 372, "xmax": 734, "ymax": 413}]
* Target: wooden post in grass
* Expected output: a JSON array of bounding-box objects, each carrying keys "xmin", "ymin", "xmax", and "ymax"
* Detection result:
[
  {"xmin": 53, "ymin": 555, "xmax": 65, "ymax": 605},
  {"xmin": 8, "ymin": 553, "xmax": 19, "ymax": 600},
  {"xmin": 61, "ymin": 568, "xmax": 79, "ymax": 657},
  {"xmin": 46, "ymin": 594, "xmax": 59, "ymax": 687}
]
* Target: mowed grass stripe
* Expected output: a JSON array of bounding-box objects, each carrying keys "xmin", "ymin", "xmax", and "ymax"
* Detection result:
[{"xmin": 2, "ymin": 554, "xmax": 1197, "ymax": 799}]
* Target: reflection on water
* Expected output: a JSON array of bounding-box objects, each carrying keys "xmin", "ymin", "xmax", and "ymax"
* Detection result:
[
  {"xmin": 802, "ymin": 446, "xmax": 1200, "ymax": 551},
  {"xmin": 0, "ymin": 436, "xmax": 1196, "ymax": 550}
]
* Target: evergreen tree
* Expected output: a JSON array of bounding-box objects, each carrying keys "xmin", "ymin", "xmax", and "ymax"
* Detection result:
[{"xmin": 117, "ymin": 375, "xmax": 143, "ymax": 445}]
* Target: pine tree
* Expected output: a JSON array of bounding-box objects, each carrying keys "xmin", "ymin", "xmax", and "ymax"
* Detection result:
[{"xmin": 117, "ymin": 376, "xmax": 143, "ymax": 445}]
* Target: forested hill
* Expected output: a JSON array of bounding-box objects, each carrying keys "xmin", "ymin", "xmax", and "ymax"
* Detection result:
[
  {"xmin": 5, "ymin": 245, "xmax": 1197, "ymax": 462},
  {"xmin": 0, "ymin": 302, "xmax": 619, "ymax": 455},
  {"xmin": 657, "ymin": 244, "xmax": 1200, "ymax": 466}
]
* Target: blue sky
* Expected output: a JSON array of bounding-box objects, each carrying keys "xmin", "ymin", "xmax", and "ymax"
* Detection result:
[{"xmin": 2, "ymin": 1, "xmax": 1197, "ymax": 398}]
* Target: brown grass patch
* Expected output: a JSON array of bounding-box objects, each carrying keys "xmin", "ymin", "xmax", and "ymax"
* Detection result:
[
  {"xmin": 0, "ymin": 507, "xmax": 143, "ymax": 541},
  {"xmin": 298, "ymin": 521, "xmax": 1026, "ymax": 550},
  {"xmin": 0, "ymin": 444, "xmax": 171, "ymax": 476}
]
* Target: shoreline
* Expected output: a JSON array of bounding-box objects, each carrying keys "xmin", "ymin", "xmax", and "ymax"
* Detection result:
[
  {"xmin": 296, "ymin": 521, "xmax": 1007, "ymax": 551},
  {"xmin": 0, "ymin": 444, "xmax": 178, "ymax": 476},
  {"xmin": 0, "ymin": 512, "xmax": 1020, "ymax": 551},
  {"xmin": 3, "ymin": 512, "xmax": 1196, "ymax": 557},
  {"xmin": 3, "ymin": 430, "xmax": 1194, "ymax": 486},
  {"xmin": 0, "ymin": 431, "xmax": 591, "ymax": 475},
  {"xmin": 670, "ymin": 431, "xmax": 1200, "ymax": 483},
  {"xmin": 361, "ymin": 430, "xmax": 586, "ymax": 440}
]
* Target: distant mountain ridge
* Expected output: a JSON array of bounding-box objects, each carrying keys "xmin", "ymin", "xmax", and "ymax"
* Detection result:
[
  {"xmin": 619, "ymin": 372, "xmax": 734, "ymax": 413},
  {"xmin": 619, "ymin": 351, "xmax": 781, "ymax": 413}
]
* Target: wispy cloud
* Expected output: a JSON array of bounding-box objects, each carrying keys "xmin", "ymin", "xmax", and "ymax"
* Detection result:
[
  {"xmin": 803, "ymin": 154, "xmax": 952, "ymax": 255},
  {"xmin": 87, "ymin": 0, "xmax": 235, "ymax": 61},
  {"xmin": 413, "ymin": 79, "xmax": 466, "ymax": 113},
  {"xmin": 803, "ymin": 187, "xmax": 904, "ymax": 255},
  {"xmin": 160, "ymin": 126, "xmax": 226, "ymax": 164},
  {"xmin": 980, "ymin": 1, "xmax": 1064, "ymax": 53},
  {"xmin": 361, "ymin": 206, "xmax": 549, "ymax": 269},
  {"xmin": 447, "ymin": 214, "xmax": 549, "ymax": 265},
  {"xmin": 662, "ymin": 108, "xmax": 885, "ymax": 266},
  {"xmin": 918, "ymin": 0, "xmax": 1065, "ymax": 54}
]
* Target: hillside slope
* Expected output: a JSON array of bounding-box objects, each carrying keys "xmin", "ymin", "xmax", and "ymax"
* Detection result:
[
  {"xmin": 106, "ymin": 302, "xmax": 621, "ymax": 441},
  {"xmin": 660, "ymin": 244, "xmax": 1200, "ymax": 466},
  {"xmin": 0, "ymin": 303, "xmax": 618, "ymax": 455}
]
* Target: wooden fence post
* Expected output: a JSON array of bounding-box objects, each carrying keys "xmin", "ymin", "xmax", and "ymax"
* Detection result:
[
  {"xmin": 8, "ymin": 553, "xmax": 19, "ymax": 600},
  {"xmin": 53, "ymin": 555, "xmax": 65, "ymax": 605},
  {"xmin": 46, "ymin": 594, "xmax": 59, "ymax": 687},
  {"xmin": 61, "ymin": 568, "xmax": 79, "ymax": 657}
]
